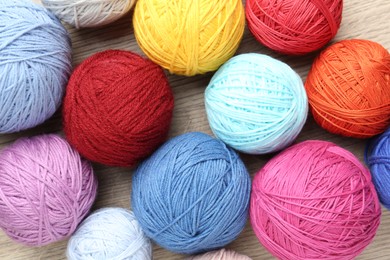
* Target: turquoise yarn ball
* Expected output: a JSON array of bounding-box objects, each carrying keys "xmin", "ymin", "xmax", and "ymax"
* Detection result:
[{"xmin": 205, "ymin": 53, "xmax": 308, "ymax": 154}]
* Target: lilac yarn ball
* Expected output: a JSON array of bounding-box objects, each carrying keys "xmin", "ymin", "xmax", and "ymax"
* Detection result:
[{"xmin": 0, "ymin": 134, "xmax": 97, "ymax": 247}]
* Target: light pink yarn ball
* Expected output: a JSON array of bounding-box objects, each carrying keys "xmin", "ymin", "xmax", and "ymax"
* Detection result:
[
  {"xmin": 250, "ymin": 140, "xmax": 381, "ymax": 260},
  {"xmin": 0, "ymin": 134, "xmax": 97, "ymax": 246},
  {"xmin": 189, "ymin": 249, "xmax": 251, "ymax": 260}
]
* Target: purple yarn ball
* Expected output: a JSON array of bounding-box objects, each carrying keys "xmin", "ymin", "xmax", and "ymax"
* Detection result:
[{"xmin": 0, "ymin": 134, "xmax": 97, "ymax": 246}]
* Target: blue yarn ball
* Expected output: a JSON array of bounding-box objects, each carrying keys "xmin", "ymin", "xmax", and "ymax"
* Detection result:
[
  {"xmin": 366, "ymin": 127, "xmax": 390, "ymax": 210},
  {"xmin": 132, "ymin": 132, "xmax": 251, "ymax": 254},
  {"xmin": 0, "ymin": 0, "xmax": 72, "ymax": 133},
  {"xmin": 205, "ymin": 53, "xmax": 308, "ymax": 154}
]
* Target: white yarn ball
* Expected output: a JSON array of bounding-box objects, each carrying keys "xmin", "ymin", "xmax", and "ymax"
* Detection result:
[
  {"xmin": 67, "ymin": 208, "xmax": 152, "ymax": 260},
  {"xmin": 42, "ymin": 0, "xmax": 135, "ymax": 28}
]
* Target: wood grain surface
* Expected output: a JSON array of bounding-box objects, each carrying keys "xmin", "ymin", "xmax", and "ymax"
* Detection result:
[{"xmin": 1, "ymin": 0, "xmax": 390, "ymax": 259}]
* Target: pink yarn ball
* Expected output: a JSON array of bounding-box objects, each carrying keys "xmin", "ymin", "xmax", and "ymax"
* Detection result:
[
  {"xmin": 0, "ymin": 134, "xmax": 97, "ymax": 246},
  {"xmin": 189, "ymin": 249, "xmax": 251, "ymax": 260},
  {"xmin": 250, "ymin": 140, "xmax": 381, "ymax": 260}
]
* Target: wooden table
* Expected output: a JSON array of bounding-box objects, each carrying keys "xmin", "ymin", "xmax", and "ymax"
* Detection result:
[{"xmin": 1, "ymin": 0, "xmax": 389, "ymax": 259}]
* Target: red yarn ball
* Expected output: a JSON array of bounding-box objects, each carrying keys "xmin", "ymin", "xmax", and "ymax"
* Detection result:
[
  {"xmin": 63, "ymin": 50, "xmax": 174, "ymax": 167},
  {"xmin": 246, "ymin": 0, "xmax": 343, "ymax": 55},
  {"xmin": 250, "ymin": 140, "xmax": 381, "ymax": 259}
]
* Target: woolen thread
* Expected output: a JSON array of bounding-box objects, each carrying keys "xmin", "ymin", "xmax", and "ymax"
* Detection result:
[
  {"xmin": 132, "ymin": 132, "xmax": 251, "ymax": 254},
  {"xmin": 189, "ymin": 249, "xmax": 251, "ymax": 260},
  {"xmin": 366, "ymin": 127, "xmax": 390, "ymax": 210},
  {"xmin": 251, "ymin": 140, "xmax": 381, "ymax": 260},
  {"xmin": 63, "ymin": 50, "xmax": 174, "ymax": 167},
  {"xmin": 133, "ymin": 0, "xmax": 245, "ymax": 76},
  {"xmin": 67, "ymin": 208, "xmax": 152, "ymax": 260},
  {"xmin": 205, "ymin": 53, "xmax": 308, "ymax": 154},
  {"xmin": 246, "ymin": 0, "xmax": 342, "ymax": 55},
  {"xmin": 0, "ymin": 0, "xmax": 72, "ymax": 134},
  {"xmin": 305, "ymin": 39, "xmax": 390, "ymax": 138},
  {"xmin": 0, "ymin": 134, "xmax": 97, "ymax": 247},
  {"xmin": 42, "ymin": 0, "xmax": 135, "ymax": 29}
]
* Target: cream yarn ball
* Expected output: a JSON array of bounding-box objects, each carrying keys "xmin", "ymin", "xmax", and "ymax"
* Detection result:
[{"xmin": 42, "ymin": 0, "xmax": 135, "ymax": 28}]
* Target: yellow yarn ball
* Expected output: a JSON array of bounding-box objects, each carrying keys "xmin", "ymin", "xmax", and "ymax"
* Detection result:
[{"xmin": 133, "ymin": 0, "xmax": 245, "ymax": 76}]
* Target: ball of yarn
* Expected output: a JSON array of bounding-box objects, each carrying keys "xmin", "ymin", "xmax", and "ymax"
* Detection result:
[
  {"xmin": 246, "ymin": 0, "xmax": 342, "ymax": 55},
  {"xmin": 189, "ymin": 249, "xmax": 251, "ymax": 260},
  {"xmin": 305, "ymin": 39, "xmax": 390, "ymax": 138},
  {"xmin": 42, "ymin": 0, "xmax": 135, "ymax": 29},
  {"xmin": 366, "ymin": 127, "xmax": 390, "ymax": 210},
  {"xmin": 67, "ymin": 208, "xmax": 152, "ymax": 260},
  {"xmin": 132, "ymin": 132, "xmax": 251, "ymax": 254},
  {"xmin": 133, "ymin": 0, "xmax": 245, "ymax": 76},
  {"xmin": 0, "ymin": 0, "xmax": 72, "ymax": 134},
  {"xmin": 251, "ymin": 140, "xmax": 381, "ymax": 259},
  {"xmin": 0, "ymin": 134, "xmax": 97, "ymax": 246},
  {"xmin": 205, "ymin": 53, "xmax": 308, "ymax": 154},
  {"xmin": 63, "ymin": 50, "xmax": 174, "ymax": 167}
]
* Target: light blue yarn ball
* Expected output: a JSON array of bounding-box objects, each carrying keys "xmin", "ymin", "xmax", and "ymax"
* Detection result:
[
  {"xmin": 132, "ymin": 132, "xmax": 251, "ymax": 255},
  {"xmin": 0, "ymin": 0, "xmax": 72, "ymax": 133},
  {"xmin": 67, "ymin": 208, "xmax": 152, "ymax": 260},
  {"xmin": 205, "ymin": 53, "xmax": 308, "ymax": 154}
]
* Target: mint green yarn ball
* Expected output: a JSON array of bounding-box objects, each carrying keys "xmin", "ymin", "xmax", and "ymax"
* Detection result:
[{"xmin": 205, "ymin": 53, "xmax": 308, "ymax": 154}]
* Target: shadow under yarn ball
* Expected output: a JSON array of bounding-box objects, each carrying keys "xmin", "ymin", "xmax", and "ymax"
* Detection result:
[
  {"xmin": 0, "ymin": 0, "xmax": 72, "ymax": 134},
  {"xmin": 42, "ymin": 0, "xmax": 136, "ymax": 29},
  {"xmin": 67, "ymin": 208, "xmax": 152, "ymax": 260},
  {"xmin": 133, "ymin": 0, "xmax": 245, "ymax": 76},
  {"xmin": 251, "ymin": 140, "xmax": 381, "ymax": 259},
  {"xmin": 63, "ymin": 50, "xmax": 174, "ymax": 167},
  {"xmin": 305, "ymin": 39, "xmax": 390, "ymax": 138},
  {"xmin": 246, "ymin": 0, "xmax": 342, "ymax": 55},
  {"xmin": 0, "ymin": 134, "xmax": 97, "ymax": 247},
  {"xmin": 132, "ymin": 132, "xmax": 251, "ymax": 255},
  {"xmin": 205, "ymin": 53, "xmax": 308, "ymax": 154},
  {"xmin": 366, "ymin": 127, "xmax": 390, "ymax": 210}
]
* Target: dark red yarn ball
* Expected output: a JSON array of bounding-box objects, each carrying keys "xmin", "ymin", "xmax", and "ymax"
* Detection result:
[
  {"xmin": 246, "ymin": 0, "xmax": 343, "ymax": 55},
  {"xmin": 63, "ymin": 50, "xmax": 174, "ymax": 167}
]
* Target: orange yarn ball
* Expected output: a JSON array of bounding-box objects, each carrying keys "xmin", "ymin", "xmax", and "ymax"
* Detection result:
[{"xmin": 305, "ymin": 39, "xmax": 390, "ymax": 138}]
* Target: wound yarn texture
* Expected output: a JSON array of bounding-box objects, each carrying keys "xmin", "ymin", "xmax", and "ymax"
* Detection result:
[
  {"xmin": 63, "ymin": 50, "xmax": 174, "ymax": 167},
  {"xmin": 0, "ymin": 0, "xmax": 72, "ymax": 134},
  {"xmin": 246, "ymin": 0, "xmax": 342, "ymax": 55},
  {"xmin": 366, "ymin": 127, "xmax": 390, "ymax": 210},
  {"xmin": 189, "ymin": 249, "xmax": 252, "ymax": 260},
  {"xmin": 132, "ymin": 132, "xmax": 251, "ymax": 254},
  {"xmin": 305, "ymin": 39, "xmax": 390, "ymax": 138},
  {"xmin": 205, "ymin": 53, "xmax": 308, "ymax": 154},
  {"xmin": 42, "ymin": 0, "xmax": 135, "ymax": 29},
  {"xmin": 133, "ymin": 0, "xmax": 245, "ymax": 76},
  {"xmin": 67, "ymin": 208, "xmax": 152, "ymax": 260},
  {"xmin": 0, "ymin": 134, "xmax": 97, "ymax": 247},
  {"xmin": 251, "ymin": 140, "xmax": 381, "ymax": 260}
]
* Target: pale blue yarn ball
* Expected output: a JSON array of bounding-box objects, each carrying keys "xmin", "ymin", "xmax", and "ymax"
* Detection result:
[
  {"xmin": 0, "ymin": 0, "xmax": 72, "ymax": 133},
  {"xmin": 205, "ymin": 53, "xmax": 308, "ymax": 154},
  {"xmin": 132, "ymin": 132, "xmax": 251, "ymax": 255}
]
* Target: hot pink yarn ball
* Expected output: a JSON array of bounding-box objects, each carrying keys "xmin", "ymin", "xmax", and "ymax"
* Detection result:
[
  {"xmin": 250, "ymin": 140, "xmax": 381, "ymax": 260},
  {"xmin": 0, "ymin": 134, "xmax": 97, "ymax": 246}
]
